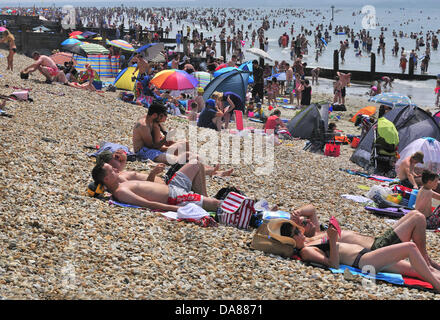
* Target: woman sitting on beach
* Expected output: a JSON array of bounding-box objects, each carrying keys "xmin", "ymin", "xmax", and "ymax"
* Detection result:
[
  {"xmin": 273, "ymin": 219, "xmax": 440, "ymax": 292},
  {"xmin": 0, "ymin": 29, "xmax": 16, "ymax": 71},
  {"xmin": 68, "ymin": 64, "xmax": 101, "ymax": 93}
]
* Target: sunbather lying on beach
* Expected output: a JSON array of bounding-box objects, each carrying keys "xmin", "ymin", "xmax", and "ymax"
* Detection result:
[
  {"xmin": 96, "ymin": 149, "xmax": 233, "ymax": 183},
  {"xmin": 91, "ymin": 157, "xmax": 221, "ymax": 212},
  {"xmin": 289, "ymin": 207, "xmax": 440, "ymax": 271},
  {"xmin": 273, "ymin": 219, "xmax": 440, "ymax": 292}
]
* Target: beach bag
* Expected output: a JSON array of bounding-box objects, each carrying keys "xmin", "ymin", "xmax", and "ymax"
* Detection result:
[
  {"xmin": 218, "ymin": 192, "xmax": 255, "ymax": 229},
  {"xmin": 250, "ymin": 222, "xmax": 296, "ymax": 258},
  {"xmin": 324, "ymin": 139, "xmax": 340, "ymax": 157},
  {"xmin": 427, "ymin": 206, "xmax": 440, "ymax": 230},
  {"xmin": 351, "ymin": 137, "xmax": 360, "ymax": 148},
  {"xmin": 120, "ymin": 92, "xmax": 134, "ymax": 102}
]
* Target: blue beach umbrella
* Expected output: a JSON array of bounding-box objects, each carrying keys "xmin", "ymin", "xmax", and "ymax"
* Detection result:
[
  {"xmin": 213, "ymin": 66, "xmax": 238, "ymax": 77},
  {"xmin": 369, "ymin": 92, "xmax": 415, "ymax": 107},
  {"xmin": 266, "ymin": 72, "xmax": 286, "ymax": 81},
  {"xmin": 61, "ymin": 38, "xmax": 81, "ymax": 46},
  {"xmin": 238, "ymin": 60, "xmax": 253, "ymax": 72}
]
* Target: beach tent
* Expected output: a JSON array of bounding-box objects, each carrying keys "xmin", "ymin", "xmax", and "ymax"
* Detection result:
[
  {"xmin": 113, "ymin": 66, "xmax": 139, "ymax": 91},
  {"xmin": 350, "ymin": 106, "xmax": 376, "ymax": 122},
  {"xmin": 202, "ymin": 69, "xmax": 250, "ymax": 104},
  {"xmin": 395, "ymin": 137, "xmax": 440, "ymax": 174},
  {"xmin": 434, "ymin": 111, "xmax": 440, "ymax": 125},
  {"xmin": 74, "ymin": 54, "xmax": 120, "ymax": 78},
  {"xmin": 286, "ymin": 103, "xmax": 330, "ymax": 139},
  {"xmin": 350, "ymin": 105, "xmax": 440, "ymax": 170}
]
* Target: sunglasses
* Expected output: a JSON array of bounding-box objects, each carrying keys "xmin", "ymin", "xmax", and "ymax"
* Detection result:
[{"xmin": 292, "ymin": 227, "xmax": 301, "ymax": 236}]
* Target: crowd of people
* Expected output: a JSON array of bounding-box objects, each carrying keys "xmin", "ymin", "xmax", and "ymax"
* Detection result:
[{"xmin": 3, "ymin": 5, "xmax": 440, "ymax": 295}]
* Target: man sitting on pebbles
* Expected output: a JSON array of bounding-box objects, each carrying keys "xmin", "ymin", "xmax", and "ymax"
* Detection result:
[
  {"xmin": 91, "ymin": 156, "xmax": 221, "ymax": 212},
  {"xmin": 21, "ymin": 51, "xmax": 68, "ymax": 84},
  {"xmin": 133, "ymin": 102, "xmax": 233, "ymax": 176}
]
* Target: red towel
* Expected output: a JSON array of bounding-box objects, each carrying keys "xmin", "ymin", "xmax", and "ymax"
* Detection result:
[{"xmin": 403, "ymin": 277, "xmax": 433, "ymax": 289}]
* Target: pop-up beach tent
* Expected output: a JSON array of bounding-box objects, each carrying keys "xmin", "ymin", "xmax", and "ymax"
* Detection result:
[
  {"xmin": 286, "ymin": 103, "xmax": 330, "ymax": 139},
  {"xmin": 395, "ymin": 137, "xmax": 440, "ymax": 174},
  {"xmin": 350, "ymin": 105, "xmax": 440, "ymax": 170},
  {"xmin": 202, "ymin": 69, "xmax": 250, "ymax": 104},
  {"xmin": 113, "ymin": 66, "xmax": 139, "ymax": 91}
]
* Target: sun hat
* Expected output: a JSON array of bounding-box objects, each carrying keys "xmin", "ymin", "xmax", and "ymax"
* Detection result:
[
  {"xmin": 266, "ymin": 219, "xmax": 304, "ymax": 247},
  {"xmin": 250, "ymin": 219, "xmax": 303, "ymax": 258},
  {"xmin": 197, "ymin": 87, "xmax": 204, "ymax": 93}
]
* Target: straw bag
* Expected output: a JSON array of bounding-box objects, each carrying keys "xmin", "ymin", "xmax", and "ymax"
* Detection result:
[
  {"xmin": 324, "ymin": 139, "xmax": 340, "ymax": 157},
  {"xmin": 250, "ymin": 221, "xmax": 296, "ymax": 258}
]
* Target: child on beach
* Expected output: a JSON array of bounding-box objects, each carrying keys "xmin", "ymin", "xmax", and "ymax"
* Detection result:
[
  {"xmin": 415, "ymin": 170, "xmax": 440, "ymax": 218},
  {"xmin": 311, "ymin": 67, "xmax": 320, "ymax": 85},
  {"xmin": 400, "ymin": 53, "xmax": 408, "ymax": 74},
  {"xmin": 295, "ymin": 73, "xmax": 303, "ymax": 106},
  {"xmin": 266, "ymin": 80, "xmax": 275, "ymax": 107},
  {"xmin": 333, "ymin": 76, "xmax": 342, "ymax": 104},
  {"xmin": 382, "ymin": 76, "xmax": 394, "ymax": 89}
]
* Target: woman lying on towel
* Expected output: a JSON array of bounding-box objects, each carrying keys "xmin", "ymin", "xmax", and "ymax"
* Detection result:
[
  {"xmin": 272, "ymin": 219, "xmax": 440, "ymax": 292},
  {"xmin": 291, "ymin": 207, "xmax": 440, "ymax": 271}
]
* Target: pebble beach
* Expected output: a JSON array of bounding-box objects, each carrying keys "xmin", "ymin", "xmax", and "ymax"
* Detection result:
[{"xmin": 1, "ymin": 49, "xmax": 439, "ymax": 300}]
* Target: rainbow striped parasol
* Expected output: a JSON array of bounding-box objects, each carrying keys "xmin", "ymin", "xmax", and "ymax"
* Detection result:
[
  {"xmin": 106, "ymin": 39, "xmax": 135, "ymax": 52},
  {"xmin": 150, "ymin": 69, "xmax": 198, "ymax": 90}
]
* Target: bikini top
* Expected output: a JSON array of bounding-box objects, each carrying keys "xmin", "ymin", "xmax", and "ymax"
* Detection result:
[{"xmin": 310, "ymin": 236, "xmax": 330, "ymax": 252}]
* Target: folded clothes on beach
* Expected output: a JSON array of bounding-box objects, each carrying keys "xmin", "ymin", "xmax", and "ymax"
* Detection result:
[{"xmin": 341, "ymin": 194, "xmax": 374, "ymax": 204}]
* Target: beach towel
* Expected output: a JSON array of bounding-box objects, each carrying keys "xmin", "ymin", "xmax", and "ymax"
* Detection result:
[
  {"xmin": 249, "ymin": 118, "xmax": 264, "ymax": 123},
  {"xmin": 88, "ymin": 142, "xmax": 136, "ymax": 160},
  {"xmin": 364, "ymin": 206, "xmax": 410, "ymax": 218},
  {"xmin": 329, "ymin": 264, "xmax": 404, "ymax": 286}
]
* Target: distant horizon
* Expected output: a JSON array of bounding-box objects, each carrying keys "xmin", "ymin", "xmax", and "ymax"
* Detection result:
[{"xmin": 2, "ymin": 0, "xmax": 438, "ymax": 8}]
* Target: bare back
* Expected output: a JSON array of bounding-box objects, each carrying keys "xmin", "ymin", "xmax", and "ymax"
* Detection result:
[
  {"xmin": 39, "ymin": 55, "xmax": 58, "ymax": 69},
  {"xmin": 132, "ymin": 117, "xmax": 154, "ymax": 152}
]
